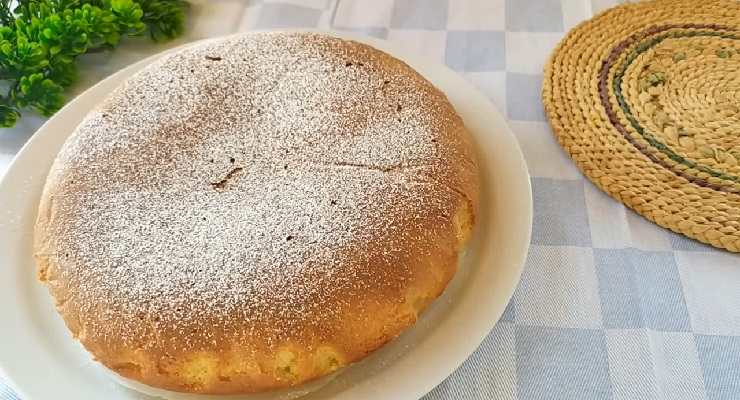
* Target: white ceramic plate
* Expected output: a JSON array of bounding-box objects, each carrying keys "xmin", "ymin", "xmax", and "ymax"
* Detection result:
[{"xmin": 0, "ymin": 31, "xmax": 531, "ymax": 400}]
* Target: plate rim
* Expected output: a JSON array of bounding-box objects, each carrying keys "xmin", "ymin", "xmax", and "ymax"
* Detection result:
[{"xmin": 0, "ymin": 29, "xmax": 532, "ymax": 400}]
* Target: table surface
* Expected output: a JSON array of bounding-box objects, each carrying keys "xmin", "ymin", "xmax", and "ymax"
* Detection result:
[{"xmin": 3, "ymin": 1, "xmax": 740, "ymax": 399}]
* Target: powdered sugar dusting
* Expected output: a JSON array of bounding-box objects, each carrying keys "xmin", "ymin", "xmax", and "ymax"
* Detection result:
[{"xmin": 40, "ymin": 33, "xmax": 474, "ymax": 351}]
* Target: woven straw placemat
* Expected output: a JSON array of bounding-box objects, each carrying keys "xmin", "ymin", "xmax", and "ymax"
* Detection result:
[{"xmin": 542, "ymin": 0, "xmax": 740, "ymax": 252}]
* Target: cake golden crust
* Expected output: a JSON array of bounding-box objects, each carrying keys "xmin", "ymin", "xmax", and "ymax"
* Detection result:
[{"xmin": 34, "ymin": 32, "xmax": 478, "ymax": 394}]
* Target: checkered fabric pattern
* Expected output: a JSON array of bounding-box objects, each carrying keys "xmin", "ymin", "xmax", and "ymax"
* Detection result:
[{"xmin": 3, "ymin": 1, "xmax": 740, "ymax": 399}]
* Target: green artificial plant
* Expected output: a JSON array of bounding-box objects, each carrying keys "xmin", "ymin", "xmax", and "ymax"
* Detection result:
[{"xmin": 0, "ymin": 0, "xmax": 188, "ymax": 128}]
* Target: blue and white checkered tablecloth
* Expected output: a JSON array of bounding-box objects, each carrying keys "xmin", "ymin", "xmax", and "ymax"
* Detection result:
[{"xmin": 3, "ymin": 0, "xmax": 740, "ymax": 399}]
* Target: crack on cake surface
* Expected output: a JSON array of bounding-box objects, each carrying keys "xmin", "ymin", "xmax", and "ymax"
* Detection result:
[{"xmin": 210, "ymin": 167, "xmax": 243, "ymax": 191}]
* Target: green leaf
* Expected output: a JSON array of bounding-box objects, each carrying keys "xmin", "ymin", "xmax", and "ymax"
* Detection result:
[
  {"xmin": 0, "ymin": 1, "xmax": 14, "ymax": 26},
  {"xmin": 16, "ymin": 73, "xmax": 65, "ymax": 116},
  {"xmin": 0, "ymin": 105, "xmax": 20, "ymax": 128},
  {"xmin": 71, "ymin": 5, "xmax": 119, "ymax": 48},
  {"xmin": 110, "ymin": 0, "xmax": 146, "ymax": 36},
  {"xmin": 138, "ymin": 0, "xmax": 187, "ymax": 41},
  {"xmin": 0, "ymin": 26, "xmax": 15, "ymax": 40},
  {"xmin": 47, "ymin": 59, "xmax": 78, "ymax": 87},
  {"xmin": 0, "ymin": 33, "xmax": 48, "ymax": 76}
]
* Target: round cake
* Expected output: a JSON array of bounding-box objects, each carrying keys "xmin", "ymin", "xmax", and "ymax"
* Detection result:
[{"xmin": 34, "ymin": 32, "xmax": 479, "ymax": 394}]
